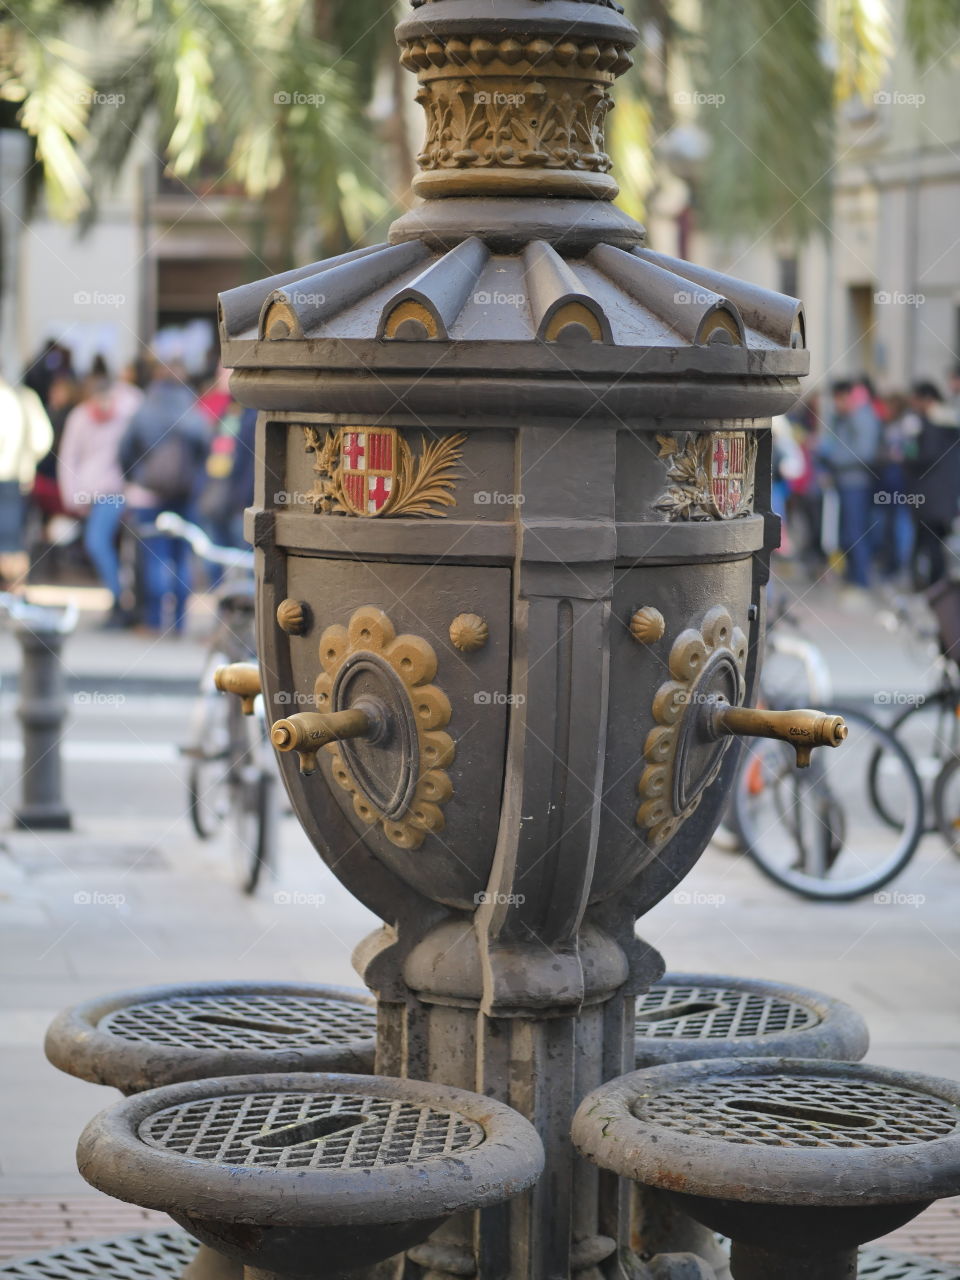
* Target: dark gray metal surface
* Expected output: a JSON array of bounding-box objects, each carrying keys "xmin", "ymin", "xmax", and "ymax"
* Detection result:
[
  {"xmin": 729, "ymin": 1241, "xmax": 858, "ymax": 1280},
  {"xmin": 45, "ymin": 982, "xmax": 377, "ymax": 1092},
  {"xmin": 859, "ymin": 1248, "xmax": 960, "ymax": 1278},
  {"xmin": 576, "ymin": 1060, "xmax": 960, "ymax": 1280},
  {"xmin": 631, "ymin": 975, "xmax": 868, "ymax": 1275},
  {"xmin": 101, "ymin": 992, "xmax": 375, "ymax": 1052},
  {"xmin": 13, "ymin": 619, "xmax": 72, "ymax": 831},
  {"xmin": 0, "ymin": 1232, "xmax": 197, "ymax": 1279},
  {"xmin": 78, "ymin": 1073, "xmax": 544, "ymax": 1279},
  {"xmin": 139, "ymin": 1090, "xmax": 485, "ymax": 1170},
  {"xmin": 573, "ymin": 1058, "xmax": 960, "ymax": 1205},
  {"xmin": 636, "ymin": 1072, "xmax": 957, "ymax": 1149},
  {"xmin": 78, "ymin": 1072, "xmax": 544, "ymax": 1225},
  {"xmin": 204, "ymin": 0, "xmax": 833, "ymax": 1273}
]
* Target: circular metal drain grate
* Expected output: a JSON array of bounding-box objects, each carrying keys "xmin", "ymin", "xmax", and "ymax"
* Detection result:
[
  {"xmin": 636, "ymin": 981, "xmax": 819, "ymax": 1041},
  {"xmin": 100, "ymin": 993, "xmax": 376, "ymax": 1051},
  {"xmin": 858, "ymin": 1247, "xmax": 960, "ymax": 1278},
  {"xmin": 139, "ymin": 1091, "xmax": 485, "ymax": 1170},
  {"xmin": 0, "ymin": 1230, "xmax": 196, "ymax": 1279},
  {"xmin": 632, "ymin": 1074, "xmax": 960, "ymax": 1148}
]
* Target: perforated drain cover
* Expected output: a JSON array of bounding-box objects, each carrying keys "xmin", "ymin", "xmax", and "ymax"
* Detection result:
[
  {"xmin": 636, "ymin": 980, "xmax": 818, "ymax": 1041},
  {"xmin": 139, "ymin": 1091, "xmax": 485, "ymax": 1170},
  {"xmin": 632, "ymin": 1072, "xmax": 960, "ymax": 1149},
  {"xmin": 100, "ymin": 992, "xmax": 376, "ymax": 1051},
  {"xmin": 0, "ymin": 1230, "xmax": 196, "ymax": 1278},
  {"xmin": 859, "ymin": 1247, "xmax": 960, "ymax": 1279}
]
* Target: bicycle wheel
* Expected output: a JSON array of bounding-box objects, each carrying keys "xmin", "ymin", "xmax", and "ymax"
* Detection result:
[
  {"xmin": 735, "ymin": 706, "xmax": 924, "ymax": 901},
  {"xmin": 244, "ymin": 771, "xmax": 278, "ymax": 894},
  {"xmin": 933, "ymin": 753, "xmax": 960, "ymax": 856},
  {"xmin": 869, "ymin": 691, "xmax": 959, "ymax": 831},
  {"xmin": 223, "ymin": 697, "xmax": 275, "ymax": 894},
  {"xmin": 185, "ymin": 654, "xmax": 232, "ymax": 840}
]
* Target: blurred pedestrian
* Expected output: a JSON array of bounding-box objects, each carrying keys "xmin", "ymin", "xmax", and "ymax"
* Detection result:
[
  {"xmin": 59, "ymin": 371, "xmax": 143, "ymax": 626},
  {"xmin": 197, "ymin": 365, "xmax": 232, "ymax": 427},
  {"xmin": 197, "ymin": 402, "xmax": 256, "ymax": 566},
  {"xmin": 949, "ymin": 366, "xmax": 960, "ymax": 422},
  {"xmin": 771, "ymin": 415, "xmax": 806, "ymax": 561},
  {"xmin": 787, "ymin": 396, "xmax": 826, "ymax": 574},
  {"xmin": 118, "ymin": 362, "xmax": 208, "ymax": 633},
  {"xmin": 231, "ymin": 408, "xmax": 256, "ymax": 518},
  {"xmin": 23, "ymin": 339, "xmax": 74, "ymax": 410},
  {"xmin": 818, "ymin": 379, "xmax": 881, "ymax": 592},
  {"xmin": 32, "ymin": 373, "xmax": 79, "ymax": 524},
  {"xmin": 874, "ymin": 392, "xmax": 916, "ymax": 584},
  {"xmin": 0, "ymin": 376, "xmax": 53, "ymax": 591},
  {"xmin": 906, "ymin": 382, "xmax": 960, "ymax": 589}
]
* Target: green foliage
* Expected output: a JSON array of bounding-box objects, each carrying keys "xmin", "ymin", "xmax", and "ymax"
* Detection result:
[
  {"xmin": 696, "ymin": 0, "xmax": 835, "ymax": 244},
  {"xmin": 625, "ymin": 0, "xmax": 957, "ymax": 246},
  {"xmin": 4, "ymin": 0, "xmax": 959, "ymax": 250},
  {"xmin": 608, "ymin": 80, "xmax": 654, "ymax": 225},
  {"xmin": 825, "ymin": 0, "xmax": 894, "ymax": 102},
  {"xmin": 0, "ymin": 6, "xmax": 93, "ymax": 217},
  {"xmin": 0, "ymin": 0, "xmax": 389, "ymax": 244},
  {"xmin": 904, "ymin": 0, "xmax": 960, "ymax": 65},
  {"xmin": 326, "ymin": 0, "xmax": 400, "ymax": 100}
]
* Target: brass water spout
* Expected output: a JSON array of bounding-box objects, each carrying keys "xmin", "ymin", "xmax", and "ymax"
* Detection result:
[
  {"xmin": 708, "ymin": 703, "xmax": 847, "ymax": 768},
  {"xmin": 271, "ymin": 709, "xmax": 374, "ymax": 775},
  {"xmin": 213, "ymin": 662, "xmax": 261, "ymax": 715}
]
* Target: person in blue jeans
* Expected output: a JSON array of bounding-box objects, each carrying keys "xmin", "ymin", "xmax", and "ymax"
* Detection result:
[
  {"xmin": 59, "ymin": 375, "xmax": 143, "ymax": 625},
  {"xmin": 119, "ymin": 363, "xmax": 209, "ymax": 633},
  {"xmin": 819, "ymin": 380, "xmax": 881, "ymax": 590},
  {"xmin": 874, "ymin": 394, "xmax": 916, "ymax": 583}
]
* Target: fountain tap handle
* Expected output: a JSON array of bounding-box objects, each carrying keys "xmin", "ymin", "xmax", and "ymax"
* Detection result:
[
  {"xmin": 213, "ymin": 663, "xmax": 261, "ymax": 715},
  {"xmin": 271, "ymin": 709, "xmax": 372, "ymax": 775},
  {"xmin": 709, "ymin": 704, "xmax": 847, "ymax": 768}
]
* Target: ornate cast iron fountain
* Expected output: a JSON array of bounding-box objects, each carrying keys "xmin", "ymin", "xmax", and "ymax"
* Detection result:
[{"xmin": 208, "ymin": 1, "xmax": 847, "ymax": 1273}]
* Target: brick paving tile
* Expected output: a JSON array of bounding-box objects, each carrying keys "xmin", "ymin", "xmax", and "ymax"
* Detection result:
[
  {"xmin": 1, "ymin": 1194, "xmax": 960, "ymax": 1268},
  {"xmin": 0, "ymin": 1199, "xmax": 170, "ymax": 1262},
  {"xmin": 880, "ymin": 1197, "xmax": 960, "ymax": 1265}
]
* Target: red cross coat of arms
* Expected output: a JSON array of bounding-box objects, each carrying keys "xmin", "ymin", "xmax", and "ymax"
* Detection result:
[
  {"xmin": 708, "ymin": 431, "xmax": 749, "ymax": 518},
  {"xmin": 339, "ymin": 428, "xmax": 397, "ymax": 516}
]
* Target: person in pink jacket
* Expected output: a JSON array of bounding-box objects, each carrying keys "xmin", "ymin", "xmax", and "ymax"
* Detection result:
[{"xmin": 58, "ymin": 375, "xmax": 142, "ymax": 625}]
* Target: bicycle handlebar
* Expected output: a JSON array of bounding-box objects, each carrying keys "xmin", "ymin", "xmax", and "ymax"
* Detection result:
[{"xmin": 153, "ymin": 512, "xmax": 254, "ymax": 570}]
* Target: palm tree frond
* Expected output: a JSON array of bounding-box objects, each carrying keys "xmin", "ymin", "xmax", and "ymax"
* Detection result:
[
  {"xmin": 696, "ymin": 0, "xmax": 834, "ymax": 244},
  {"xmin": 824, "ymin": 0, "xmax": 893, "ymax": 102},
  {"xmin": 904, "ymin": 0, "xmax": 960, "ymax": 66},
  {"xmin": 7, "ymin": 36, "xmax": 92, "ymax": 215}
]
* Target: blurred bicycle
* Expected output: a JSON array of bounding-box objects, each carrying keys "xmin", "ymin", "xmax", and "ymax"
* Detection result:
[
  {"xmin": 157, "ymin": 513, "xmax": 278, "ymax": 894},
  {"xmin": 723, "ymin": 600, "xmax": 924, "ymax": 901},
  {"xmin": 894, "ymin": 580, "xmax": 960, "ymax": 856},
  {"xmin": 869, "ymin": 586, "xmax": 958, "ymax": 833}
]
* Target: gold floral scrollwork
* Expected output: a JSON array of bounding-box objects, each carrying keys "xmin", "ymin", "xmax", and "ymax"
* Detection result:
[
  {"xmin": 315, "ymin": 606, "xmax": 455, "ymax": 850},
  {"xmin": 636, "ymin": 606, "xmax": 747, "ymax": 849}
]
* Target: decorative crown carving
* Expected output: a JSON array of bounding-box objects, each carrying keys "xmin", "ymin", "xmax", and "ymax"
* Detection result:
[{"xmin": 397, "ymin": 2, "xmax": 636, "ymax": 201}]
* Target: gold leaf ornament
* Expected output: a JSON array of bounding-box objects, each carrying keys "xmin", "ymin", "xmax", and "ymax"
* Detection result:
[
  {"xmin": 392, "ymin": 432, "xmax": 467, "ymax": 516},
  {"xmin": 654, "ymin": 430, "xmax": 757, "ymax": 522}
]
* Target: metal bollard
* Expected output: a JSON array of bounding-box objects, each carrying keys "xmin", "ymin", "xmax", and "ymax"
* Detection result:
[{"xmin": 11, "ymin": 604, "xmax": 76, "ymax": 831}]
